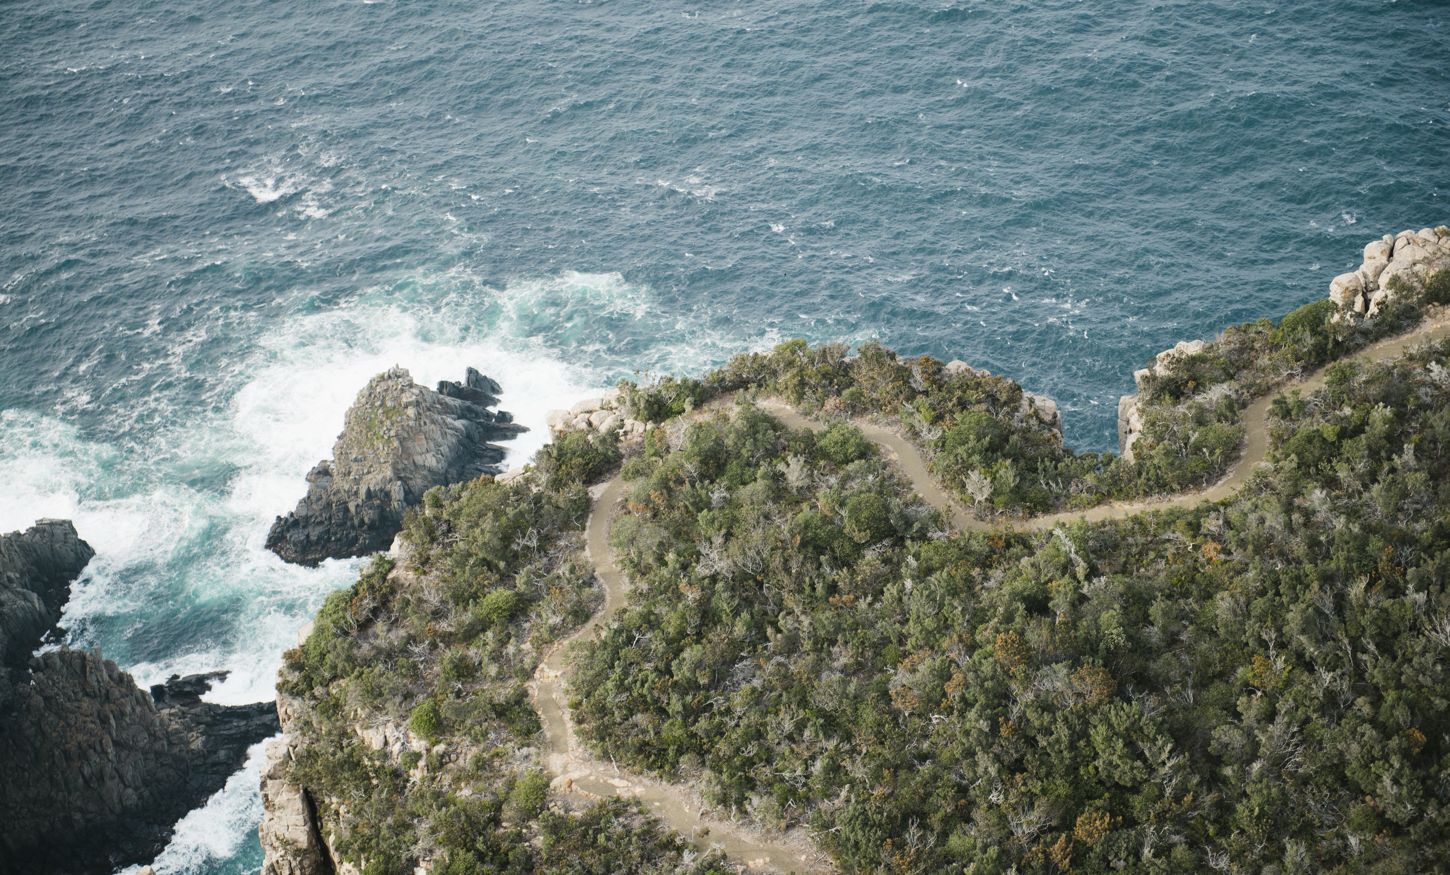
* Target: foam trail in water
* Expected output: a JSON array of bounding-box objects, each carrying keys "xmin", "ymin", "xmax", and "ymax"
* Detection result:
[
  {"xmin": 0, "ymin": 268, "xmax": 775, "ymax": 874},
  {"xmin": 113, "ymin": 740, "xmax": 272, "ymax": 875}
]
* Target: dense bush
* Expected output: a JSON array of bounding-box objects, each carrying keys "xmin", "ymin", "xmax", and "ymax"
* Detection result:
[
  {"xmin": 278, "ymin": 429, "xmax": 742, "ymax": 873},
  {"xmin": 573, "ymin": 342, "xmax": 1450, "ymax": 872}
]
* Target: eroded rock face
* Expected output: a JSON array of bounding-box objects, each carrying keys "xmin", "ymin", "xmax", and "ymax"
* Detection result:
[
  {"xmin": 1115, "ymin": 340, "xmax": 1209, "ymax": 460},
  {"xmin": 0, "ymin": 519, "xmax": 95, "ymax": 670},
  {"xmin": 1329, "ymin": 226, "xmax": 1450, "ymax": 317},
  {"xmin": 266, "ymin": 366, "xmax": 526, "ymax": 566},
  {"xmin": 0, "ymin": 658, "xmax": 278, "ymax": 875},
  {"xmin": 0, "ymin": 520, "xmax": 279, "ymax": 875},
  {"xmin": 259, "ymin": 732, "xmax": 331, "ymax": 875},
  {"xmin": 259, "ymin": 628, "xmax": 336, "ymax": 875}
]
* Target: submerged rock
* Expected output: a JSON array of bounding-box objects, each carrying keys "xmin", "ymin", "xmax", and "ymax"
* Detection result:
[
  {"xmin": 266, "ymin": 366, "xmax": 526, "ymax": 566},
  {"xmin": 0, "ymin": 520, "xmax": 279, "ymax": 875}
]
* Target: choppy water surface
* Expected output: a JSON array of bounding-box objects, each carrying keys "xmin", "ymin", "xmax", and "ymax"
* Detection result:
[{"xmin": 2, "ymin": 1, "xmax": 1446, "ymax": 870}]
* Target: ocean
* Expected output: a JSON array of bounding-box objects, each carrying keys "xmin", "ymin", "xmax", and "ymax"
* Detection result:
[{"xmin": 1, "ymin": 1, "xmax": 1445, "ymax": 871}]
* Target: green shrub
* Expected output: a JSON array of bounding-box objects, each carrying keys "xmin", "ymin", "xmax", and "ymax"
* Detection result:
[
  {"xmin": 504, "ymin": 769, "xmax": 551, "ymax": 821},
  {"xmin": 842, "ymin": 492, "xmax": 892, "ymax": 543},
  {"xmin": 817, "ymin": 423, "xmax": 872, "ymax": 466},
  {"xmin": 408, "ymin": 698, "xmax": 443, "ymax": 743},
  {"xmin": 1270, "ymin": 298, "xmax": 1339, "ymax": 363},
  {"xmin": 476, "ymin": 589, "xmax": 522, "ymax": 628},
  {"xmin": 1423, "ymin": 268, "xmax": 1450, "ymax": 305},
  {"xmin": 536, "ymin": 428, "xmax": 621, "ymax": 491}
]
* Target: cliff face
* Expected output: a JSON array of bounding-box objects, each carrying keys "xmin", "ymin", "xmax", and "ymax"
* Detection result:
[
  {"xmin": 258, "ymin": 666, "xmax": 332, "ymax": 875},
  {"xmin": 0, "ymin": 521, "xmax": 280, "ymax": 875},
  {"xmin": 266, "ymin": 367, "xmax": 526, "ymax": 566},
  {"xmin": 0, "ymin": 519, "xmax": 95, "ymax": 671}
]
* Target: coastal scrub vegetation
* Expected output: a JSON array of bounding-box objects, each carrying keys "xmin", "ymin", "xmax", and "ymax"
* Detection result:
[
  {"xmin": 573, "ymin": 338, "xmax": 1450, "ymax": 872},
  {"xmin": 278, "ymin": 428, "xmax": 737, "ymax": 874},
  {"xmin": 617, "ymin": 271, "xmax": 1448, "ymax": 518},
  {"xmin": 277, "ymin": 278, "xmax": 1450, "ymax": 874}
]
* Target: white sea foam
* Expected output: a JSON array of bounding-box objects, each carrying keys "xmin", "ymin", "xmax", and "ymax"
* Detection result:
[
  {"xmin": 653, "ymin": 175, "xmax": 722, "ymax": 201},
  {"xmin": 3, "ymin": 266, "xmax": 771, "ymax": 873},
  {"xmin": 114, "ymin": 740, "xmax": 271, "ymax": 875},
  {"xmin": 228, "ymin": 173, "xmax": 303, "ymax": 204}
]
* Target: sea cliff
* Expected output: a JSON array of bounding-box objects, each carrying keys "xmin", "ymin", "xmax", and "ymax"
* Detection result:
[
  {"xmin": 0, "ymin": 522, "xmax": 279, "ymax": 875},
  {"xmin": 263, "ymin": 229, "xmax": 1450, "ymax": 874}
]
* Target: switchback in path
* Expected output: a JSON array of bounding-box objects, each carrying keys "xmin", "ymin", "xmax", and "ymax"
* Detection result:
[{"xmin": 531, "ymin": 311, "xmax": 1450, "ymax": 873}]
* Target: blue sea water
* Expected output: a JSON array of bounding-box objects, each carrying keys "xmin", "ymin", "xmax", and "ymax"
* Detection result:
[{"xmin": 1, "ymin": 1, "xmax": 1446, "ymax": 871}]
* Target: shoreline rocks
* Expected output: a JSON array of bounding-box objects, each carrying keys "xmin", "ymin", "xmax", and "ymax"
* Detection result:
[
  {"xmin": 0, "ymin": 521, "xmax": 279, "ymax": 875},
  {"xmin": 267, "ymin": 366, "xmax": 526, "ymax": 566},
  {"xmin": 0, "ymin": 519, "xmax": 94, "ymax": 671},
  {"xmin": 1329, "ymin": 227, "xmax": 1450, "ymax": 317}
]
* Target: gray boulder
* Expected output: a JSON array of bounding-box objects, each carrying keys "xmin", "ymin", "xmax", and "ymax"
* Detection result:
[{"xmin": 266, "ymin": 366, "xmax": 526, "ymax": 566}]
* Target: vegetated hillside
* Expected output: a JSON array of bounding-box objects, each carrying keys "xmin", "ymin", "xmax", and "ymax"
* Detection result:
[
  {"xmin": 572, "ymin": 338, "xmax": 1450, "ymax": 871},
  {"xmin": 616, "ymin": 268, "xmax": 1450, "ymax": 519},
  {"xmin": 272, "ymin": 261, "xmax": 1450, "ymax": 875},
  {"xmin": 274, "ymin": 428, "xmax": 741, "ymax": 874}
]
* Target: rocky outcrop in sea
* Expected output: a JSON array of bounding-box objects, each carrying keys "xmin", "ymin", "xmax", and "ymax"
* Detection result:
[
  {"xmin": 0, "ymin": 519, "xmax": 94, "ymax": 671},
  {"xmin": 0, "ymin": 521, "xmax": 280, "ymax": 875},
  {"xmin": 266, "ymin": 366, "xmax": 526, "ymax": 566}
]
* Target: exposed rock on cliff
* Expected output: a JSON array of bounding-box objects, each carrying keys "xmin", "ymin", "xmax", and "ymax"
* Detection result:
[
  {"xmin": 267, "ymin": 366, "xmax": 526, "ymax": 566},
  {"xmin": 0, "ymin": 519, "xmax": 94, "ymax": 670},
  {"xmin": 1329, "ymin": 226, "xmax": 1450, "ymax": 317},
  {"xmin": 0, "ymin": 520, "xmax": 280, "ymax": 875},
  {"xmin": 544, "ymin": 387, "xmax": 648, "ymax": 441},
  {"xmin": 1116, "ymin": 339, "xmax": 1208, "ymax": 460},
  {"xmin": 1, "ymin": 658, "xmax": 278, "ymax": 875}
]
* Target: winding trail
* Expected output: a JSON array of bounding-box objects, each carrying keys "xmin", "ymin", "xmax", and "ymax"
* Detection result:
[
  {"xmin": 530, "ymin": 475, "xmax": 829, "ymax": 874},
  {"xmin": 529, "ymin": 310, "xmax": 1450, "ymax": 873}
]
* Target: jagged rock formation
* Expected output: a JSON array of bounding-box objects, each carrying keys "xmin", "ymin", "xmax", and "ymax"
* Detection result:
[
  {"xmin": 0, "ymin": 521, "xmax": 280, "ymax": 875},
  {"xmin": 266, "ymin": 367, "xmax": 526, "ymax": 566},
  {"xmin": 0, "ymin": 519, "xmax": 94, "ymax": 671},
  {"xmin": 1329, "ymin": 226, "xmax": 1450, "ymax": 317}
]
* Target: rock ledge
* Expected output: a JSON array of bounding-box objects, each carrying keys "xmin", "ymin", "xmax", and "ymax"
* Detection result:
[{"xmin": 267, "ymin": 367, "xmax": 526, "ymax": 566}]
